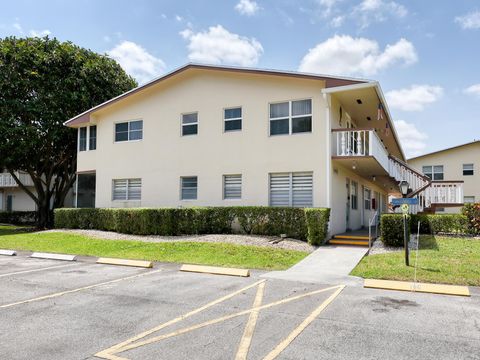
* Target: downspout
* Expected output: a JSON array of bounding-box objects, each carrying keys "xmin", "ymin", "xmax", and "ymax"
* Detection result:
[{"xmin": 323, "ymin": 92, "xmax": 332, "ymax": 209}]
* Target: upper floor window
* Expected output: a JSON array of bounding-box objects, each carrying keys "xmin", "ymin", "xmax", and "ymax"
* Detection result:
[
  {"xmin": 79, "ymin": 127, "xmax": 87, "ymax": 152},
  {"xmin": 223, "ymin": 174, "xmax": 242, "ymax": 199},
  {"xmin": 364, "ymin": 188, "xmax": 371, "ymax": 210},
  {"xmin": 181, "ymin": 176, "xmax": 198, "ymax": 200},
  {"xmin": 89, "ymin": 125, "xmax": 97, "ymax": 150},
  {"xmin": 112, "ymin": 178, "xmax": 141, "ymax": 201},
  {"xmin": 269, "ymin": 99, "xmax": 312, "ymax": 136},
  {"xmin": 182, "ymin": 113, "xmax": 198, "ymax": 136},
  {"xmin": 115, "ymin": 120, "xmax": 143, "ymax": 142},
  {"xmin": 224, "ymin": 107, "xmax": 242, "ymax": 132},
  {"xmin": 351, "ymin": 181, "xmax": 358, "ymax": 210},
  {"xmin": 463, "ymin": 163, "xmax": 474, "ymax": 176},
  {"xmin": 422, "ymin": 165, "xmax": 444, "ymax": 180}
]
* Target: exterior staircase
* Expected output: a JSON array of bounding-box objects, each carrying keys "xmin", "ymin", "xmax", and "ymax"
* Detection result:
[{"xmin": 329, "ymin": 234, "xmax": 370, "ymax": 246}]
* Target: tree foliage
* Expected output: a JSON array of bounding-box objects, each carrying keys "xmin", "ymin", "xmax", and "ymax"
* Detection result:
[{"xmin": 0, "ymin": 36, "xmax": 137, "ymax": 227}]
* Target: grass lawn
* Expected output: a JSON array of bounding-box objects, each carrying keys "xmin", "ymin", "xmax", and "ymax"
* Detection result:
[
  {"xmin": 0, "ymin": 226, "xmax": 308, "ymax": 270},
  {"xmin": 351, "ymin": 235, "xmax": 480, "ymax": 286}
]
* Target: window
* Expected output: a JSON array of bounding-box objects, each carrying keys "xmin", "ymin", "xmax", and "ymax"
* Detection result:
[
  {"xmin": 364, "ymin": 188, "xmax": 371, "ymax": 210},
  {"xmin": 351, "ymin": 181, "xmax": 358, "ymax": 210},
  {"xmin": 79, "ymin": 127, "xmax": 87, "ymax": 151},
  {"xmin": 270, "ymin": 99, "xmax": 312, "ymax": 136},
  {"xmin": 115, "ymin": 120, "xmax": 143, "ymax": 142},
  {"xmin": 112, "ymin": 178, "xmax": 141, "ymax": 201},
  {"xmin": 182, "ymin": 113, "xmax": 198, "ymax": 136},
  {"xmin": 463, "ymin": 164, "xmax": 474, "ymax": 176},
  {"xmin": 464, "ymin": 196, "xmax": 475, "ymax": 203},
  {"xmin": 223, "ymin": 174, "xmax": 242, "ymax": 199},
  {"xmin": 422, "ymin": 165, "xmax": 444, "ymax": 180},
  {"xmin": 224, "ymin": 107, "xmax": 242, "ymax": 132},
  {"xmin": 181, "ymin": 176, "xmax": 197, "ymax": 200},
  {"xmin": 89, "ymin": 125, "xmax": 97, "ymax": 150},
  {"xmin": 269, "ymin": 172, "xmax": 313, "ymax": 207}
]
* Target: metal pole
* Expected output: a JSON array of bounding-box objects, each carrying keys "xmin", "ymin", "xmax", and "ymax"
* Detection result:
[{"xmin": 403, "ymin": 214, "xmax": 409, "ymax": 266}]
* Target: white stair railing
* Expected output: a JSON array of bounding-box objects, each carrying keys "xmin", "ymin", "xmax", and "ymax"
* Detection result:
[{"xmin": 368, "ymin": 210, "xmax": 378, "ymax": 252}]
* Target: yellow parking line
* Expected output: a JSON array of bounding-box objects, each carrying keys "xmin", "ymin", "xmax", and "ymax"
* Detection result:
[
  {"xmin": 262, "ymin": 285, "xmax": 345, "ymax": 360},
  {"xmin": 235, "ymin": 281, "xmax": 265, "ymax": 360},
  {"xmin": 109, "ymin": 285, "xmax": 343, "ymax": 356},
  {"xmin": 0, "ymin": 269, "xmax": 162, "ymax": 309},
  {"xmin": 0, "ymin": 263, "xmax": 77, "ymax": 278},
  {"xmin": 96, "ymin": 279, "xmax": 267, "ymax": 358}
]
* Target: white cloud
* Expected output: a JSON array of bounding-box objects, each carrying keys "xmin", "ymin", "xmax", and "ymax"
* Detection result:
[
  {"xmin": 455, "ymin": 11, "xmax": 480, "ymax": 29},
  {"xmin": 331, "ymin": 15, "xmax": 345, "ymax": 27},
  {"xmin": 355, "ymin": 0, "xmax": 407, "ymax": 28},
  {"xmin": 235, "ymin": 0, "xmax": 260, "ymax": 16},
  {"xmin": 318, "ymin": 0, "xmax": 343, "ymax": 17},
  {"xmin": 13, "ymin": 22, "xmax": 23, "ymax": 34},
  {"xmin": 394, "ymin": 120, "xmax": 428, "ymax": 158},
  {"xmin": 29, "ymin": 29, "xmax": 51, "ymax": 37},
  {"xmin": 386, "ymin": 85, "xmax": 443, "ymax": 111},
  {"xmin": 175, "ymin": 15, "xmax": 183, "ymax": 22},
  {"xmin": 464, "ymin": 84, "xmax": 480, "ymax": 97},
  {"xmin": 180, "ymin": 25, "xmax": 263, "ymax": 66},
  {"xmin": 299, "ymin": 35, "xmax": 417, "ymax": 76},
  {"xmin": 107, "ymin": 41, "xmax": 166, "ymax": 84}
]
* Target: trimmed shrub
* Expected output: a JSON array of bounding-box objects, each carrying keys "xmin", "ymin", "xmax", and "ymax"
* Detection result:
[
  {"xmin": 54, "ymin": 206, "xmax": 331, "ymax": 244},
  {"xmin": 462, "ymin": 203, "xmax": 480, "ymax": 235},
  {"xmin": 0, "ymin": 211, "xmax": 37, "ymax": 225},
  {"xmin": 304, "ymin": 208, "xmax": 330, "ymax": 245},
  {"xmin": 381, "ymin": 214, "xmax": 409, "ymax": 247},
  {"xmin": 410, "ymin": 214, "xmax": 469, "ymax": 235}
]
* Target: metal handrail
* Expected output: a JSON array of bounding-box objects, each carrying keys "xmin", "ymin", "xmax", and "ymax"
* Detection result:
[{"xmin": 368, "ymin": 210, "xmax": 378, "ymax": 253}]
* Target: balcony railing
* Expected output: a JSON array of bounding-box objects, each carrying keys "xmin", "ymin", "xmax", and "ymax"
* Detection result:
[
  {"xmin": 0, "ymin": 172, "xmax": 34, "ymax": 187},
  {"xmin": 332, "ymin": 129, "xmax": 389, "ymax": 172}
]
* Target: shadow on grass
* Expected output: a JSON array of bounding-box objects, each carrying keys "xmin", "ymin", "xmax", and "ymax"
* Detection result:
[
  {"xmin": 0, "ymin": 224, "xmax": 36, "ymax": 237},
  {"xmin": 418, "ymin": 235, "xmax": 439, "ymax": 250}
]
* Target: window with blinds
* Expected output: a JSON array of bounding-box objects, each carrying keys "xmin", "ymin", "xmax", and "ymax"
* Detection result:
[
  {"xmin": 181, "ymin": 176, "xmax": 198, "ymax": 200},
  {"xmin": 224, "ymin": 174, "xmax": 242, "ymax": 199},
  {"xmin": 269, "ymin": 172, "xmax": 313, "ymax": 207},
  {"xmin": 269, "ymin": 99, "xmax": 312, "ymax": 136},
  {"xmin": 112, "ymin": 178, "xmax": 142, "ymax": 201}
]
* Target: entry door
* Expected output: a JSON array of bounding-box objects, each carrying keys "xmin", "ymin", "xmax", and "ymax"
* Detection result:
[
  {"xmin": 345, "ymin": 178, "xmax": 351, "ymax": 230},
  {"xmin": 6, "ymin": 195, "xmax": 13, "ymax": 212}
]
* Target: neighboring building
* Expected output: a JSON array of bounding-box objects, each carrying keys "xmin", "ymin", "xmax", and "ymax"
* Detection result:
[
  {"xmin": 408, "ymin": 140, "xmax": 480, "ymax": 213},
  {"xmin": 0, "ymin": 171, "xmax": 37, "ymax": 211},
  {"xmin": 64, "ymin": 63, "xmax": 463, "ymax": 236}
]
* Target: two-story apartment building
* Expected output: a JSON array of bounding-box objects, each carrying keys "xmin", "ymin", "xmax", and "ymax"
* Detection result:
[
  {"xmin": 408, "ymin": 140, "xmax": 479, "ymax": 213},
  {"xmin": 65, "ymin": 63, "xmax": 463, "ymax": 236},
  {"xmin": 0, "ymin": 171, "xmax": 36, "ymax": 212}
]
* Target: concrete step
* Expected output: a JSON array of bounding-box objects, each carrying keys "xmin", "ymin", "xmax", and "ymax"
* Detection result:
[
  {"xmin": 328, "ymin": 239, "xmax": 369, "ymax": 246},
  {"xmin": 332, "ymin": 235, "xmax": 370, "ymax": 241}
]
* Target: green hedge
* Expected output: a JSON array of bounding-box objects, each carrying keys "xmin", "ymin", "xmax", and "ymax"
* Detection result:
[
  {"xmin": 54, "ymin": 207, "xmax": 331, "ymax": 245},
  {"xmin": 0, "ymin": 211, "xmax": 37, "ymax": 225},
  {"xmin": 380, "ymin": 213, "xmax": 470, "ymax": 247},
  {"xmin": 410, "ymin": 214, "xmax": 469, "ymax": 235},
  {"xmin": 462, "ymin": 203, "xmax": 480, "ymax": 235},
  {"xmin": 381, "ymin": 214, "xmax": 409, "ymax": 247}
]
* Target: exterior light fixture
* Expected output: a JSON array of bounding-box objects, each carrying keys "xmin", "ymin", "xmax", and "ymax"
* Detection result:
[
  {"xmin": 372, "ymin": 175, "xmax": 376, "ymax": 181},
  {"xmin": 399, "ymin": 180, "xmax": 409, "ymax": 198},
  {"xmin": 352, "ymin": 161, "xmax": 357, "ymax": 170}
]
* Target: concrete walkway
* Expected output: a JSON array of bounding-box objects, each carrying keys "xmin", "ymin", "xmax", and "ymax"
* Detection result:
[{"xmin": 263, "ymin": 245, "xmax": 369, "ymax": 285}]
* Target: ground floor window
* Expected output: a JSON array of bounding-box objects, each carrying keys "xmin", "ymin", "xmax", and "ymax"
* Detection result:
[
  {"xmin": 269, "ymin": 172, "xmax": 313, "ymax": 207},
  {"xmin": 464, "ymin": 196, "xmax": 475, "ymax": 203},
  {"xmin": 112, "ymin": 178, "xmax": 141, "ymax": 201},
  {"xmin": 181, "ymin": 176, "xmax": 198, "ymax": 200},
  {"xmin": 364, "ymin": 188, "xmax": 371, "ymax": 210},
  {"xmin": 351, "ymin": 181, "xmax": 358, "ymax": 210},
  {"xmin": 223, "ymin": 174, "xmax": 242, "ymax": 199}
]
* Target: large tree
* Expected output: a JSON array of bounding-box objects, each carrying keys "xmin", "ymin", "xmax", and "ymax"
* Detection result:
[{"xmin": 0, "ymin": 37, "xmax": 137, "ymax": 228}]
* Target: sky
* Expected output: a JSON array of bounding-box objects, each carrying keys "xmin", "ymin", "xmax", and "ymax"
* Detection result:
[{"xmin": 1, "ymin": 0, "xmax": 480, "ymax": 158}]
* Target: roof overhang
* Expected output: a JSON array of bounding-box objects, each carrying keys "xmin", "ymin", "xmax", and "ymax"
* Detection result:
[
  {"xmin": 64, "ymin": 63, "xmax": 368, "ymax": 128},
  {"xmin": 322, "ymin": 82, "xmax": 406, "ymax": 161}
]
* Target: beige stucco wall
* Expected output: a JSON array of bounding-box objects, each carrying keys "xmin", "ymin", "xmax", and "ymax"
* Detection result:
[
  {"xmin": 77, "ymin": 70, "xmax": 331, "ymax": 209},
  {"xmin": 408, "ymin": 142, "xmax": 480, "ymax": 213},
  {"xmin": 0, "ymin": 188, "xmax": 37, "ymax": 211}
]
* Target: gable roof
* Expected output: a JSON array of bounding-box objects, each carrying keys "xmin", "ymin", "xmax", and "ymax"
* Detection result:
[
  {"xmin": 408, "ymin": 140, "xmax": 480, "ymax": 161},
  {"xmin": 64, "ymin": 63, "xmax": 370, "ymax": 127}
]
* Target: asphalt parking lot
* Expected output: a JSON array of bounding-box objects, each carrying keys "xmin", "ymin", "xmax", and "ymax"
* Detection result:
[{"xmin": 0, "ymin": 254, "xmax": 479, "ymax": 360}]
